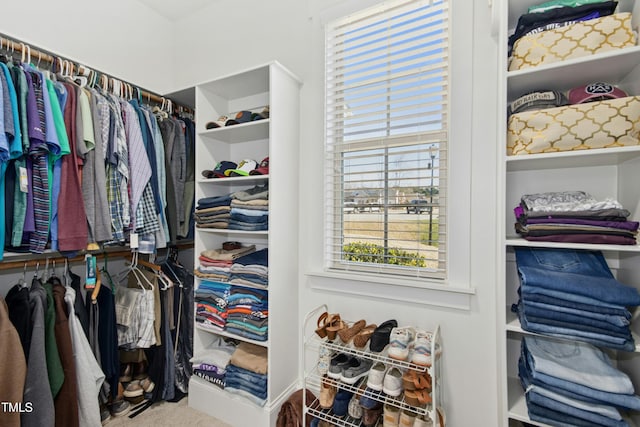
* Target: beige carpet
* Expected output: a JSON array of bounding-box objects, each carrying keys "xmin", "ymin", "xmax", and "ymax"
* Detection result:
[{"xmin": 104, "ymin": 398, "xmax": 232, "ymax": 427}]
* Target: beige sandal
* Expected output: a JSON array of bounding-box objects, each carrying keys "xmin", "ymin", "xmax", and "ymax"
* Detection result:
[
  {"xmin": 353, "ymin": 323, "xmax": 377, "ymax": 348},
  {"xmin": 338, "ymin": 319, "xmax": 366, "ymax": 343}
]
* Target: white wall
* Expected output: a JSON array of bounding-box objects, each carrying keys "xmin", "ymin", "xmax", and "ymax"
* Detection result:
[
  {"xmin": 0, "ymin": 0, "xmax": 174, "ymax": 93},
  {"xmin": 1, "ymin": 1, "xmax": 502, "ymax": 425},
  {"xmin": 172, "ymin": 0, "xmax": 501, "ymax": 425}
]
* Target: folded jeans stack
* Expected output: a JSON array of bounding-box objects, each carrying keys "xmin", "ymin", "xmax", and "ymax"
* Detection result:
[
  {"xmin": 229, "ymin": 185, "xmax": 269, "ymax": 231},
  {"xmin": 225, "ymin": 342, "xmax": 268, "ymax": 406},
  {"xmin": 519, "ymin": 336, "xmax": 640, "ymax": 427},
  {"xmin": 512, "ymin": 247, "xmax": 640, "ymax": 351},
  {"xmin": 514, "ymin": 191, "xmax": 639, "ymax": 245}
]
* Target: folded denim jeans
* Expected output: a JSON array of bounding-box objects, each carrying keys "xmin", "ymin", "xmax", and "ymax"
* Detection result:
[
  {"xmin": 524, "ymin": 336, "xmax": 636, "ymax": 394},
  {"xmin": 519, "ymin": 351, "xmax": 640, "ymax": 410},
  {"xmin": 518, "ymin": 310, "xmax": 636, "ymax": 351},
  {"xmin": 514, "ymin": 247, "xmax": 613, "ymax": 277},
  {"xmin": 523, "ymin": 299, "xmax": 630, "ymax": 327},
  {"xmin": 521, "ymin": 288, "xmax": 632, "ymax": 316},
  {"xmin": 521, "ymin": 304, "xmax": 632, "ymax": 338},
  {"xmin": 526, "ymin": 398, "xmax": 629, "ymax": 427}
]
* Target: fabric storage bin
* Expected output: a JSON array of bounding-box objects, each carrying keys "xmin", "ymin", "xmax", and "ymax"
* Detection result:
[
  {"xmin": 507, "ymin": 96, "xmax": 640, "ymax": 156},
  {"xmin": 509, "ymin": 13, "xmax": 636, "ymax": 71}
]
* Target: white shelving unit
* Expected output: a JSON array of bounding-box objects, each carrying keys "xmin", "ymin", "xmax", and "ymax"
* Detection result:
[
  {"xmin": 496, "ymin": 1, "xmax": 640, "ymax": 426},
  {"xmin": 188, "ymin": 62, "xmax": 301, "ymax": 426},
  {"xmin": 301, "ymin": 306, "xmax": 444, "ymax": 426}
]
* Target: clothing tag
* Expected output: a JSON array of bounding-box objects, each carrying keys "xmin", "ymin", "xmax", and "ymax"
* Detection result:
[
  {"xmin": 130, "ymin": 233, "xmax": 139, "ymax": 249},
  {"xmin": 85, "ymin": 255, "xmax": 97, "ymax": 289},
  {"xmin": 19, "ymin": 167, "xmax": 28, "ymax": 193}
]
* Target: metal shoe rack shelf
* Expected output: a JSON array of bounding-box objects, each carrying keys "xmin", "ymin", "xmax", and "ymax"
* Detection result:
[{"xmin": 301, "ymin": 305, "xmax": 443, "ymax": 426}]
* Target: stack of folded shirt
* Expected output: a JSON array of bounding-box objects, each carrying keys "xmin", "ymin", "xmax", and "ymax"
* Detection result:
[
  {"xmin": 229, "ymin": 184, "xmax": 269, "ymax": 231},
  {"xmin": 519, "ymin": 335, "xmax": 640, "ymax": 427},
  {"xmin": 225, "ymin": 342, "xmax": 268, "ymax": 407},
  {"xmin": 225, "ymin": 286, "xmax": 269, "ymax": 342},
  {"xmin": 195, "ymin": 281, "xmax": 231, "ymax": 331},
  {"xmin": 190, "ymin": 336, "xmax": 237, "ymax": 389},
  {"xmin": 195, "ymin": 194, "xmax": 233, "ymax": 229},
  {"xmin": 229, "ymin": 248, "xmax": 269, "ymax": 288},
  {"xmin": 514, "ymin": 191, "xmax": 639, "ymax": 245},
  {"xmin": 512, "ymin": 247, "xmax": 640, "ymax": 351},
  {"xmin": 195, "ymin": 245, "xmax": 257, "ymax": 280}
]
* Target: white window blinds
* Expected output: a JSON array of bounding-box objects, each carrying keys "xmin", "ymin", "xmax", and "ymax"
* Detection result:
[{"xmin": 324, "ymin": 0, "xmax": 449, "ymax": 280}]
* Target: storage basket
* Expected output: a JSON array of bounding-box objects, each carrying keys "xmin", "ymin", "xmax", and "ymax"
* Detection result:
[
  {"xmin": 509, "ymin": 13, "xmax": 636, "ymax": 71},
  {"xmin": 507, "ymin": 96, "xmax": 640, "ymax": 155}
]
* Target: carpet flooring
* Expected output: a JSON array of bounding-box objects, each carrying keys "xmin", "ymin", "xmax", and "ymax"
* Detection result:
[{"xmin": 104, "ymin": 398, "xmax": 232, "ymax": 427}]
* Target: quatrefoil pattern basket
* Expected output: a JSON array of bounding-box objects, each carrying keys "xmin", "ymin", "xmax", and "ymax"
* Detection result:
[
  {"xmin": 509, "ymin": 13, "xmax": 636, "ymax": 71},
  {"xmin": 507, "ymin": 96, "xmax": 640, "ymax": 155}
]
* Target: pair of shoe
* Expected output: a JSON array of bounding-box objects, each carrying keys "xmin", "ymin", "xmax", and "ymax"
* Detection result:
[
  {"xmin": 398, "ymin": 409, "xmax": 432, "ymax": 427},
  {"xmin": 328, "ymin": 353, "xmax": 373, "ymax": 384},
  {"xmin": 332, "ymin": 388, "xmax": 353, "ymax": 416},
  {"xmin": 317, "ymin": 343, "xmax": 331, "ymax": 375},
  {"xmin": 384, "ymin": 405, "xmax": 433, "ymax": 427},
  {"xmin": 369, "ymin": 319, "xmax": 398, "ymax": 352},
  {"xmin": 120, "ymin": 361, "xmax": 149, "ymax": 383},
  {"xmin": 319, "ymin": 375, "xmax": 337, "ymax": 409},
  {"xmin": 367, "ymin": 362, "xmax": 404, "ymax": 397},
  {"xmin": 389, "ymin": 327, "xmax": 436, "ymax": 365},
  {"xmin": 123, "ymin": 377, "xmax": 155, "ymax": 400},
  {"xmin": 315, "ymin": 312, "xmax": 346, "ymax": 341},
  {"xmin": 107, "ymin": 399, "xmax": 130, "ymax": 418}
]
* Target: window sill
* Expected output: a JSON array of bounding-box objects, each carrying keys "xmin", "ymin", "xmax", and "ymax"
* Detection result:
[{"xmin": 305, "ymin": 270, "xmax": 475, "ymax": 311}]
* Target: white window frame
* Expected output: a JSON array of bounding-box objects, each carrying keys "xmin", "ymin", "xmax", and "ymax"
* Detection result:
[{"xmin": 323, "ymin": 0, "xmax": 451, "ymax": 282}]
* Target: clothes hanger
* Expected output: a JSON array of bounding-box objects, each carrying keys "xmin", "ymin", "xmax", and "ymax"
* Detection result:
[
  {"xmin": 91, "ymin": 268, "xmax": 102, "ymax": 304},
  {"xmin": 18, "ymin": 262, "xmax": 28, "ymax": 289}
]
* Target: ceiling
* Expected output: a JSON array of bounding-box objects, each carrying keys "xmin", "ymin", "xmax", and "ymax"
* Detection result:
[{"xmin": 136, "ymin": 0, "xmax": 214, "ymax": 22}]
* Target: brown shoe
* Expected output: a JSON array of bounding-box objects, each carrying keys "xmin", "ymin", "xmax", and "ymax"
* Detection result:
[
  {"xmin": 119, "ymin": 363, "xmax": 132, "ymax": 383},
  {"xmin": 133, "ymin": 361, "xmax": 148, "ymax": 380},
  {"xmin": 338, "ymin": 319, "xmax": 366, "ymax": 343},
  {"xmin": 353, "ymin": 324, "xmax": 377, "ymax": 348},
  {"xmin": 319, "ymin": 376, "xmax": 337, "ymax": 409}
]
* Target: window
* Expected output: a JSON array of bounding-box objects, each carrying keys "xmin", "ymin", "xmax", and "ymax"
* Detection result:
[{"xmin": 324, "ymin": 0, "xmax": 449, "ymax": 280}]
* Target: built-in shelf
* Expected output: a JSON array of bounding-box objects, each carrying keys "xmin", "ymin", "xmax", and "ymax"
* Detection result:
[
  {"xmin": 505, "ymin": 238, "xmax": 640, "ymax": 253},
  {"xmin": 198, "ymin": 119, "xmax": 269, "ymax": 144},
  {"xmin": 195, "ymin": 323, "xmax": 269, "ymax": 348},
  {"xmin": 505, "ymin": 146, "xmax": 640, "ymax": 172},
  {"xmin": 507, "ymin": 46, "xmax": 640, "ymax": 101},
  {"xmin": 197, "ymin": 175, "xmax": 269, "ymax": 184}
]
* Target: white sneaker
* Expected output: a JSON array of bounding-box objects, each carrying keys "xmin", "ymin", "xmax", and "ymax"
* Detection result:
[
  {"xmin": 367, "ymin": 361, "xmax": 388, "ymax": 391},
  {"xmin": 411, "ymin": 329, "xmax": 434, "ymax": 366},
  {"xmin": 382, "ymin": 366, "xmax": 404, "ymax": 397},
  {"xmin": 388, "ymin": 326, "xmax": 415, "ymax": 361}
]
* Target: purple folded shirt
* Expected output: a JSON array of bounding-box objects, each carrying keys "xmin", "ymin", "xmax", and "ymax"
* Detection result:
[
  {"xmin": 524, "ymin": 234, "xmax": 637, "ymax": 245},
  {"xmin": 514, "ymin": 205, "xmax": 638, "ymax": 230}
]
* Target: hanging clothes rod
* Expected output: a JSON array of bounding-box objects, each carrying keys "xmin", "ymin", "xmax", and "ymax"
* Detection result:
[
  {"xmin": 0, "ymin": 33, "xmax": 193, "ymax": 114},
  {"xmin": 0, "ymin": 242, "xmax": 193, "ymax": 271}
]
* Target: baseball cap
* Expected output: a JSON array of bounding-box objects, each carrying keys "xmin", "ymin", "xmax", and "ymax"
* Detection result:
[
  {"xmin": 225, "ymin": 111, "xmax": 253, "ymax": 126},
  {"xmin": 226, "ymin": 159, "xmax": 258, "ymax": 176},
  {"xmin": 508, "ymin": 90, "xmax": 568, "ymax": 116},
  {"xmin": 251, "ymin": 106, "xmax": 270, "ymax": 121},
  {"xmin": 568, "ymin": 82, "xmax": 628, "ymax": 104},
  {"xmin": 249, "ymin": 157, "xmax": 269, "ymax": 175},
  {"xmin": 202, "ymin": 161, "xmax": 237, "ymax": 178},
  {"xmin": 205, "ymin": 115, "xmax": 230, "ymax": 129}
]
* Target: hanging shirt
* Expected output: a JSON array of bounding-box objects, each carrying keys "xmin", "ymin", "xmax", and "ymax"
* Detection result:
[
  {"xmin": 47, "ymin": 79, "xmax": 70, "ymax": 251},
  {"xmin": 57, "ymin": 82, "xmax": 88, "ymax": 252},
  {"xmin": 9, "ymin": 64, "xmax": 29, "ymax": 248},
  {"xmin": 120, "ymin": 100, "xmax": 152, "ymax": 230}
]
